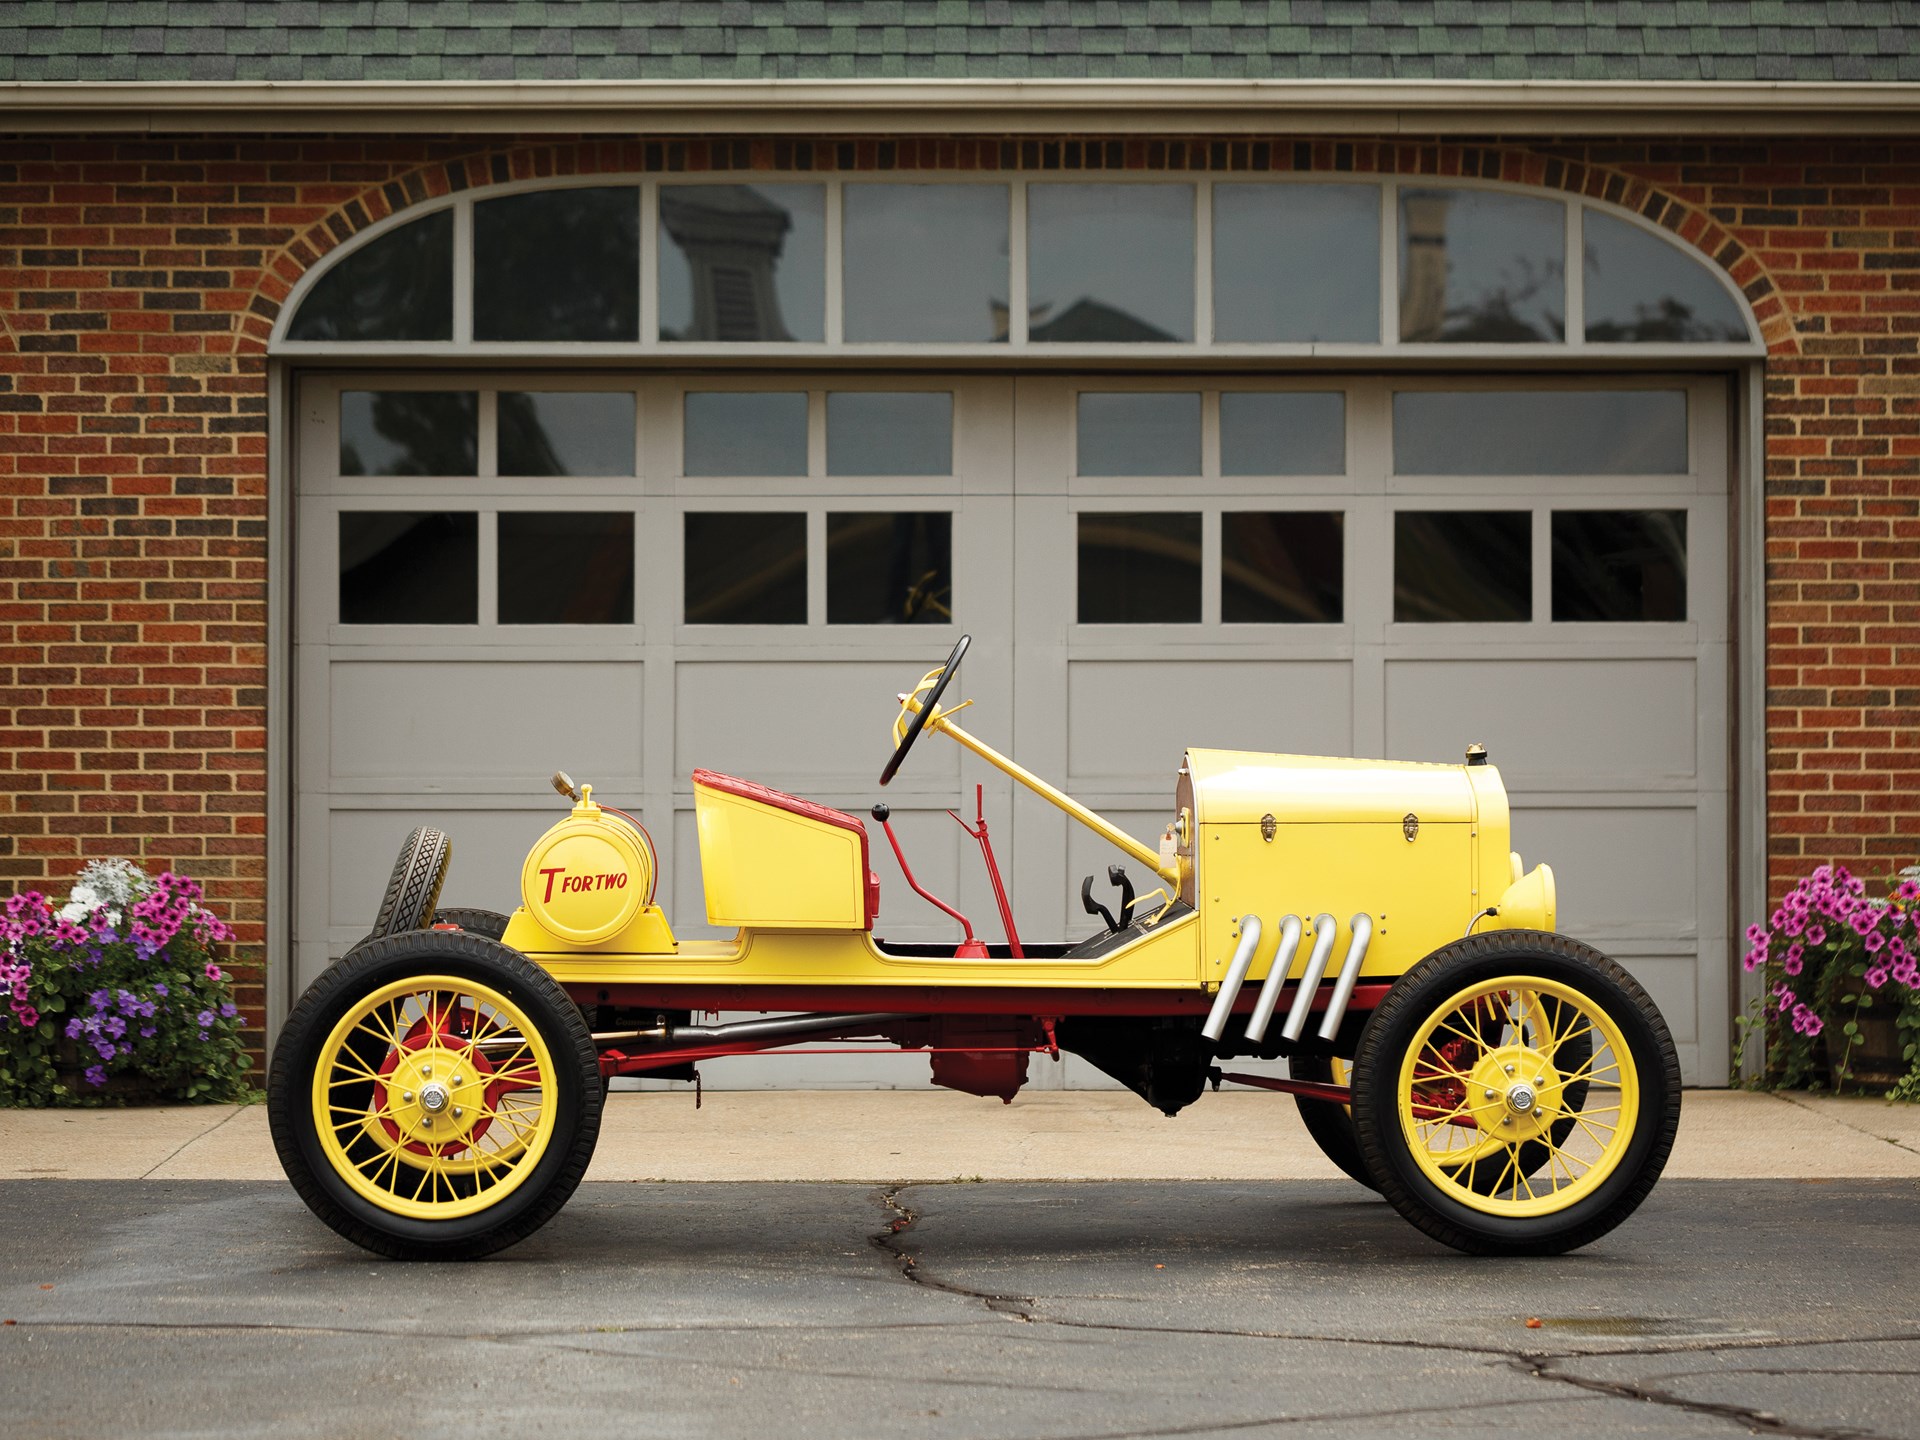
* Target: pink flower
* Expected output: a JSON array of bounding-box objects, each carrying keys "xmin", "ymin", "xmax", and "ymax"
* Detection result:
[
  {"xmin": 1864, "ymin": 929, "xmax": 1887, "ymax": 954},
  {"xmin": 204, "ymin": 962, "xmax": 223, "ymax": 983},
  {"xmin": 1791, "ymin": 1003, "xmax": 1824, "ymax": 1037},
  {"xmin": 1782, "ymin": 946, "xmax": 1804, "ymax": 977},
  {"xmin": 1865, "ymin": 965, "xmax": 1890, "ymax": 990},
  {"xmin": 1807, "ymin": 924, "xmax": 1827, "ymax": 947}
]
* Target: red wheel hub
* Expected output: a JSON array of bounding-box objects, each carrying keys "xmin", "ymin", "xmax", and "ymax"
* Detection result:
[{"xmin": 371, "ymin": 1004, "xmax": 499, "ymax": 1155}]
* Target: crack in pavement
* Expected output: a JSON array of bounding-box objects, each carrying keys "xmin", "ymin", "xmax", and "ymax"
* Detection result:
[
  {"xmin": 873, "ymin": 1182, "xmax": 1919, "ymax": 1440},
  {"xmin": 1517, "ymin": 1356, "xmax": 1900, "ymax": 1440},
  {"xmin": 134, "ymin": 1105, "xmax": 248, "ymax": 1181},
  {"xmin": 1774, "ymin": 1092, "xmax": 1920, "ymax": 1160}
]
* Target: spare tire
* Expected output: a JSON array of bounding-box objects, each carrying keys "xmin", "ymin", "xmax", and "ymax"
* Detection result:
[{"xmin": 368, "ymin": 827, "xmax": 452, "ymax": 940}]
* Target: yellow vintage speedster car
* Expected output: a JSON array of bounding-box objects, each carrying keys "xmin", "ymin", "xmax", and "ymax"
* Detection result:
[{"xmin": 268, "ymin": 636, "xmax": 1680, "ymax": 1260}]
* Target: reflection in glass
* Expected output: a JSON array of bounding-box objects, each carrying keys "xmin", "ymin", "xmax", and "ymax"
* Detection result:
[
  {"xmin": 499, "ymin": 393, "xmax": 636, "ymax": 477},
  {"xmin": 684, "ymin": 512, "xmax": 806, "ymax": 624},
  {"xmin": 843, "ymin": 184, "xmax": 1009, "ymax": 343},
  {"xmin": 287, "ymin": 210, "xmax": 453, "ymax": 342},
  {"xmin": 339, "ymin": 512, "xmax": 477, "ymax": 624},
  {"xmin": 1076, "ymin": 392, "xmax": 1201, "ymax": 476},
  {"xmin": 1222, "ymin": 512, "xmax": 1344, "ymax": 623},
  {"xmin": 1400, "ymin": 189, "xmax": 1564, "ymax": 342},
  {"xmin": 826, "ymin": 392, "xmax": 952, "ymax": 476},
  {"xmin": 827, "ymin": 513, "xmax": 953, "ymax": 624},
  {"xmin": 682, "ymin": 392, "xmax": 808, "ymax": 476},
  {"xmin": 473, "ymin": 187, "xmax": 639, "ymax": 342},
  {"xmin": 1214, "ymin": 184, "xmax": 1379, "ymax": 342},
  {"xmin": 1583, "ymin": 210, "xmax": 1749, "ymax": 343},
  {"xmin": 1220, "ymin": 392, "xmax": 1346, "ymax": 475},
  {"xmin": 339, "ymin": 391, "xmax": 477, "ymax": 476},
  {"xmin": 499, "ymin": 512, "xmax": 635, "ymax": 624},
  {"xmin": 1028, "ymin": 184, "xmax": 1193, "ymax": 342},
  {"xmin": 1078, "ymin": 512, "xmax": 1202, "ymax": 624},
  {"xmin": 1552, "ymin": 510, "xmax": 1688, "ymax": 622},
  {"xmin": 1393, "ymin": 390, "xmax": 1687, "ymax": 475},
  {"xmin": 1394, "ymin": 511, "xmax": 1531, "ymax": 623},
  {"xmin": 659, "ymin": 184, "xmax": 825, "ymax": 342}
]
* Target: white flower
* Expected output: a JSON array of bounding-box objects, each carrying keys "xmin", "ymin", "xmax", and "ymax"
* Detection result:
[
  {"xmin": 58, "ymin": 901, "xmax": 88, "ymax": 924},
  {"xmin": 105, "ymin": 909, "xmax": 121, "ymax": 928}
]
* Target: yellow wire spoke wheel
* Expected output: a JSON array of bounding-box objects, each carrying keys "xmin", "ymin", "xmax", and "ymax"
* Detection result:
[
  {"xmin": 1397, "ymin": 977, "xmax": 1636, "ymax": 1218},
  {"xmin": 312, "ymin": 975, "xmax": 558, "ymax": 1220},
  {"xmin": 1348, "ymin": 931, "xmax": 1680, "ymax": 1256},
  {"xmin": 268, "ymin": 929, "xmax": 604, "ymax": 1260}
]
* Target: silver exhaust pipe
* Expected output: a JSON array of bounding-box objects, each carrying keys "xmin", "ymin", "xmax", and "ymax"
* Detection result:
[
  {"xmin": 1279, "ymin": 913, "xmax": 1341, "ymax": 1042},
  {"xmin": 1242, "ymin": 914, "xmax": 1303, "ymax": 1045},
  {"xmin": 1316, "ymin": 913, "xmax": 1374, "ymax": 1041},
  {"xmin": 1201, "ymin": 915, "xmax": 1263, "ymax": 1043}
]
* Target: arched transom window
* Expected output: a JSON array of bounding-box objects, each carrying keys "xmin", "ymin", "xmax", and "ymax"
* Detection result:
[{"xmin": 276, "ymin": 176, "xmax": 1761, "ymax": 355}]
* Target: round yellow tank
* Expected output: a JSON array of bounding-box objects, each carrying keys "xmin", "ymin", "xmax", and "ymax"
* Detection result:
[{"xmin": 520, "ymin": 786, "xmax": 655, "ymax": 945}]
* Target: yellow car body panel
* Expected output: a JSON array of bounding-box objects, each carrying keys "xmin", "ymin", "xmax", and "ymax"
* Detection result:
[
  {"xmin": 693, "ymin": 778, "xmax": 868, "ymax": 931},
  {"xmin": 526, "ymin": 905, "xmax": 1203, "ymax": 990},
  {"xmin": 485, "ymin": 705, "xmax": 1555, "ymax": 994}
]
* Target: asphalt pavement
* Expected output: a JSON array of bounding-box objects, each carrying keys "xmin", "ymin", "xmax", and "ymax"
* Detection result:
[{"xmin": 2, "ymin": 1175, "xmax": 1915, "ymax": 1439}]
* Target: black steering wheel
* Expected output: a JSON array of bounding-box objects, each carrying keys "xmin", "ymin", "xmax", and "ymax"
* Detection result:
[{"xmin": 879, "ymin": 634, "xmax": 970, "ymax": 787}]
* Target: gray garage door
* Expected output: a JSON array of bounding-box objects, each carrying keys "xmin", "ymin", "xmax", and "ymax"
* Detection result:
[{"xmin": 294, "ymin": 372, "xmax": 1729, "ymax": 1083}]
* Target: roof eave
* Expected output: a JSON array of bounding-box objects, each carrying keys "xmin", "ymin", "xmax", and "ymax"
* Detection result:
[{"xmin": 2, "ymin": 78, "xmax": 1917, "ymax": 135}]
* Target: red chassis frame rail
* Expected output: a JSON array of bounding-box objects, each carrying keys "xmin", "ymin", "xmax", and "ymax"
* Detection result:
[{"xmin": 563, "ymin": 980, "xmax": 1391, "ymax": 1081}]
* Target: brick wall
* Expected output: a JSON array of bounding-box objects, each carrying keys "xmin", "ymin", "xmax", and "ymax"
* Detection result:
[{"xmin": 0, "ymin": 131, "xmax": 1914, "ymax": 1054}]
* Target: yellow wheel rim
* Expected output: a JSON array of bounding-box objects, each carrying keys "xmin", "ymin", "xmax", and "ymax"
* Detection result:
[
  {"xmin": 1396, "ymin": 976, "xmax": 1639, "ymax": 1218},
  {"xmin": 310, "ymin": 975, "xmax": 559, "ymax": 1221}
]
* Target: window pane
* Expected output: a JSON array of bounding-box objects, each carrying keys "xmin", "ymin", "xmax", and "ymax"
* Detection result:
[
  {"xmin": 659, "ymin": 184, "xmax": 826, "ymax": 343},
  {"xmin": 827, "ymin": 512, "xmax": 953, "ymax": 625},
  {"xmin": 1077, "ymin": 392, "xmax": 1201, "ymax": 476},
  {"xmin": 1394, "ymin": 512, "xmax": 1531, "ymax": 623},
  {"xmin": 1213, "ymin": 184, "xmax": 1380, "ymax": 343},
  {"xmin": 287, "ymin": 210, "xmax": 452, "ymax": 342},
  {"xmin": 1220, "ymin": 392, "xmax": 1346, "ymax": 475},
  {"xmin": 499, "ymin": 512, "xmax": 635, "ymax": 625},
  {"xmin": 340, "ymin": 391, "xmax": 476, "ymax": 476},
  {"xmin": 1393, "ymin": 390, "xmax": 1687, "ymax": 475},
  {"xmin": 1399, "ymin": 189, "xmax": 1565, "ymax": 343},
  {"xmin": 499, "ymin": 392, "xmax": 636, "ymax": 477},
  {"xmin": 339, "ymin": 512, "xmax": 477, "ymax": 624},
  {"xmin": 683, "ymin": 392, "xmax": 808, "ymax": 476},
  {"xmin": 1223, "ymin": 512, "xmax": 1344, "ymax": 623},
  {"xmin": 684, "ymin": 512, "xmax": 806, "ymax": 624},
  {"xmin": 826, "ymin": 393, "xmax": 952, "ymax": 476},
  {"xmin": 473, "ymin": 187, "xmax": 639, "ymax": 342},
  {"xmin": 843, "ymin": 184, "xmax": 1009, "ymax": 343},
  {"xmin": 1028, "ymin": 183, "xmax": 1194, "ymax": 342},
  {"xmin": 1078, "ymin": 512, "xmax": 1202, "ymax": 624},
  {"xmin": 1552, "ymin": 510, "xmax": 1688, "ymax": 622},
  {"xmin": 1583, "ymin": 209, "xmax": 1749, "ymax": 344}
]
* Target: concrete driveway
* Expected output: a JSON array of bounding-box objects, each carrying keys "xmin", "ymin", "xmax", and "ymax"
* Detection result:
[{"xmin": 2, "ymin": 1090, "xmax": 1916, "ymax": 1439}]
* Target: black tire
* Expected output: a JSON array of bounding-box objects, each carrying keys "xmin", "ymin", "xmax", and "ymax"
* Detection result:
[
  {"xmin": 369, "ymin": 826, "xmax": 452, "ymax": 939},
  {"xmin": 1290, "ymin": 1053, "xmax": 1377, "ymax": 1192},
  {"xmin": 1350, "ymin": 930, "xmax": 1680, "ymax": 1257},
  {"xmin": 267, "ymin": 928, "xmax": 603, "ymax": 1260},
  {"xmin": 431, "ymin": 907, "xmax": 511, "ymax": 941}
]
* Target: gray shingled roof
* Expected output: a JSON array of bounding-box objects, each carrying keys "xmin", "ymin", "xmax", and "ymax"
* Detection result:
[{"xmin": 2, "ymin": 2, "xmax": 1917, "ymax": 84}]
